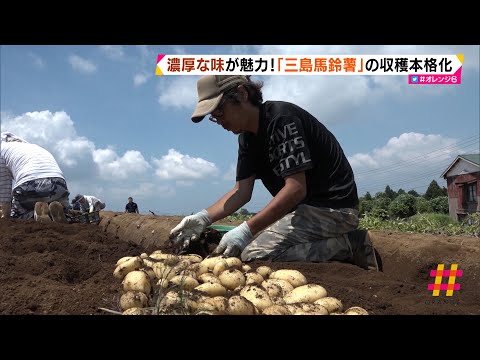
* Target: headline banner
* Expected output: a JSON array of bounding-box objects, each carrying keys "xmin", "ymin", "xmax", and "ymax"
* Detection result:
[{"xmin": 156, "ymin": 54, "xmax": 464, "ymax": 76}]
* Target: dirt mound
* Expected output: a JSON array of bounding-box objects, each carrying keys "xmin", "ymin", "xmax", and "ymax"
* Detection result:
[{"xmin": 1, "ymin": 212, "xmax": 478, "ymax": 315}]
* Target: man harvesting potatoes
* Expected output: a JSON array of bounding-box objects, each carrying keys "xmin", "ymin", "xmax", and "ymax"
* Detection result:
[{"xmin": 169, "ymin": 75, "xmax": 381, "ymax": 271}]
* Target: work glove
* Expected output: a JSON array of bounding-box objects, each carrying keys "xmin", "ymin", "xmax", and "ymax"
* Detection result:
[
  {"xmin": 211, "ymin": 221, "xmax": 253, "ymax": 258},
  {"xmin": 169, "ymin": 209, "xmax": 212, "ymax": 249}
]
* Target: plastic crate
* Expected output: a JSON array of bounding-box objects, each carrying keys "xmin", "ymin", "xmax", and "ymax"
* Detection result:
[
  {"xmin": 206, "ymin": 224, "xmax": 235, "ymax": 235},
  {"xmin": 70, "ymin": 210, "xmax": 101, "ymax": 224}
]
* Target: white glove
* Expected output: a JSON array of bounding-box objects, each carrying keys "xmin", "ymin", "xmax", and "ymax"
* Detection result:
[
  {"xmin": 211, "ymin": 221, "xmax": 253, "ymax": 258},
  {"xmin": 169, "ymin": 209, "xmax": 212, "ymax": 248}
]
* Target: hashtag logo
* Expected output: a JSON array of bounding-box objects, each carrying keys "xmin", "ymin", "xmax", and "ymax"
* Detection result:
[{"xmin": 427, "ymin": 264, "xmax": 462, "ymax": 296}]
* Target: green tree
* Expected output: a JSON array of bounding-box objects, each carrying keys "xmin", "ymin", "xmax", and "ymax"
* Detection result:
[
  {"xmin": 359, "ymin": 199, "xmax": 374, "ymax": 216},
  {"xmin": 408, "ymin": 189, "xmax": 419, "ymax": 197},
  {"xmin": 397, "ymin": 188, "xmax": 406, "ymax": 196},
  {"xmin": 424, "ymin": 180, "xmax": 445, "ymax": 200},
  {"xmin": 388, "ymin": 193, "xmax": 417, "ymax": 218},
  {"xmin": 238, "ymin": 208, "xmax": 250, "ymax": 216},
  {"xmin": 384, "ymin": 185, "xmax": 396, "ymax": 199},
  {"xmin": 416, "ymin": 197, "xmax": 433, "ymax": 213},
  {"xmin": 372, "ymin": 196, "xmax": 392, "ymax": 216},
  {"xmin": 429, "ymin": 196, "xmax": 449, "ymax": 214},
  {"xmin": 364, "ymin": 192, "xmax": 372, "ymax": 201}
]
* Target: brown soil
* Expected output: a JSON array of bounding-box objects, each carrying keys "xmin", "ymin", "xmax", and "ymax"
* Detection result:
[{"xmin": 1, "ymin": 211, "xmax": 478, "ymax": 315}]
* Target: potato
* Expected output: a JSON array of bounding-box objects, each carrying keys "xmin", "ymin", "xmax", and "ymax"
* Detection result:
[
  {"xmin": 293, "ymin": 310, "xmax": 328, "ymax": 315},
  {"xmin": 227, "ymin": 295, "xmax": 257, "ymax": 315},
  {"xmin": 158, "ymin": 291, "xmax": 189, "ymax": 313},
  {"xmin": 260, "ymin": 281, "xmax": 283, "ymax": 297},
  {"xmin": 122, "ymin": 270, "xmax": 151, "ymax": 295},
  {"xmin": 143, "ymin": 258, "xmax": 155, "ymax": 268},
  {"xmin": 120, "ymin": 291, "xmax": 149, "ymax": 311},
  {"xmin": 286, "ymin": 303, "xmax": 328, "ymax": 315},
  {"xmin": 170, "ymin": 260, "xmax": 191, "ymax": 275},
  {"xmin": 194, "ymin": 282, "xmax": 227, "ymax": 297},
  {"xmin": 212, "ymin": 257, "xmax": 242, "ymax": 276},
  {"xmin": 245, "ymin": 272, "xmax": 264, "ymax": 286},
  {"xmin": 271, "ymin": 296, "xmax": 286, "ymax": 306},
  {"xmin": 116, "ymin": 256, "xmax": 133, "ymax": 266},
  {"xmin": 314, "ymin": 297, "xmax": 343, "ymax": 314},
  {"xmin": 242, "ymin": 264, "xmax": 252, "ymax": 273},
  {"xmin": 152, "ymin": 262, "xmax": 175, "ymax": 280},
  {"xmin": 123, "ymin": 307, "xmax": 150, "ymax": 315},
  {"xmin": 169, "ymin": 275, "xmax": 199, "ymax": 291},
  {"xmin": 187, "ymin": 263, "xmax": 209, "ymax": 277},
  {"xmin": 198, "ymin": 273, "xmax": 221, "ymax": 284},
  {"xmin": 212, "ymin": 261, "xmax": 228, "ymax": 277},
  {"xmin": 196, "ymin": 310, "xmax": 228, "ymax": 315},
  {"xmin": 197, "ymin": 296, "xmax": 228, "ymax": 313},
  {"xmin": 256, "ymin": 266, "xmax": 273, "ymax": 278},
  {"xmin": 344, "ymin": 306, "xmax": 369, "ymax": 315},
  {"xmin": 284, "ymin": 284, "xmax": 327, "ymax": 304},
  {"xmin": 178, "ymin": 269, "xmax": 198, "ymax": 279},
  {"xmin": 262, "ymin": 279, "xmax": 294, "ymax": 296},
  {"xmin": 239, "ymin": 285, "xmax": 273, "ymax": 311},
  {"xmin": 179, "ymin": 254, "xmax": 203, "ymax": 263},
  {"xmin": 218, "ymin": 269, "xmax": 246, "ymax": 290},
  {"xmin": 149, "ymin": 253, "xmax": 178, "ymax": 265},
  {"xmin": 143, "ymin": 268, "xmax": 156, "ymax": 281},
  {"xmin": 262, "ymin": 305, "xmax": 292, "ymax": 315},
  {"xmin": 113, "ymin": 256, "xmax": 143, "ymax": 279},
  {"xmin": 269, "ymin": 269, "xmax": 307, "ymax": 288},
  {"xmin": 157, "ymin": 278, "xmax": 169, "ymax": 289},
  {"xmin": 200, "ymin": 256, "xmax": 225, "ymax": 270}
]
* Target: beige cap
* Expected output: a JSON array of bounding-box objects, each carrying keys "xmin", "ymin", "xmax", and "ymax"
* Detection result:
[{"xmin": 191, "ymin": 75, "xmax": 248, "ymax": 123}]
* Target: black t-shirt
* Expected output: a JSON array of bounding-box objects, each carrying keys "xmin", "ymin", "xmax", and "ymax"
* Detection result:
[
  {"xmin": 236, "ymin": 101, "xmax": 358, "ymax": 209},
  {"xmin": 125, "ymin": 202, "xmax": 138, "ymax": 213}
]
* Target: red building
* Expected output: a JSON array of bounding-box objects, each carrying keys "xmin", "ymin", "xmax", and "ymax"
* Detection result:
[{"xmin": 441, "ymin": 154, "xmax": 479, "ymax": 221}]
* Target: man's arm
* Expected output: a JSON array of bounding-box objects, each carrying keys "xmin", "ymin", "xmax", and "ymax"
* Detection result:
[
  {"xmin": 246, "ymin": 171, "xmax": 306, "ymax": 236},
  {"xmin": 206, "ymin": 175, "xmax": 255, "ymax": 223},
  {"xmin": 135, "ymin": 204, "xmax": 139, "ymax": 214}
]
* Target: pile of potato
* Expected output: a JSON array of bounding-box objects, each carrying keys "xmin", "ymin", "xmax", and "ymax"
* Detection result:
[{"xmin": 113, "ymin": 251, "xmax": 369, "ymax": 315}]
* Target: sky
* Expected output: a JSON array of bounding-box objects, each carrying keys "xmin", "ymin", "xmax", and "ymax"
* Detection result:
[{"xmin": 1, "ymin": 45, "xmax": 479, "ymax": 215}]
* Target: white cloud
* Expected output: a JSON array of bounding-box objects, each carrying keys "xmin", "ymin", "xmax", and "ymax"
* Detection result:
[
  {"xmin": 157, "ymin": 76, "xmax": 199, "ymax": 109},
  {"xmin": 348, "ymin": 132, "xmax": 476, "ymax": 195},
  {"xmin": 0, "ymin": 110, "xmax": 153, "ymax": 183},
  {"xmin": 93, "ymin": 149, "xmax": 151, "ymax": 180},
  {"xmin": 1, "ymin": 110, "xmax": 76, "ymax": 147},
  {"xmin": 68, "ymin": 54, "xmax": 97, "ymax": 74},
  {"xmin": 55, "ymin": 137, "xmax": 95, "ymax": 167},
  {"xmin": 176, "ymin": 180, "xmax": 194, "ymax": 187},
  {"xmin": 153, "ymin": 149, "xmax": 219, "ymax": 180},
  {"xmin": 28, "ymin": 52, "xmax": 45, "ymax": 69},
  {"xmin": 99, "ymin": 45, "xmax": 125, "ymax": 60},
  {"xmin": 133, "ymin": 72, "xmax": 150, "ymax": 87},
  {"xmin": 137, "ymin": 45, "xmax": 155, "ymax": 67}
]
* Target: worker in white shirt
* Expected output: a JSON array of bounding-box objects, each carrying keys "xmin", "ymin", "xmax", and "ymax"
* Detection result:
[
  {"xmin": 0, "ymin": 132, "xmax": 70, "ymax": 221},
  {"xmin": 72, "ymin": 194, "xmax": 105, "ymax": 222}
]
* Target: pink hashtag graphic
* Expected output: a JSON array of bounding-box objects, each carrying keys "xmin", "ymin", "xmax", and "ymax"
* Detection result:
[{"xmin": 427, "ymin": 264, "xmax": 462, "ymax": 296}]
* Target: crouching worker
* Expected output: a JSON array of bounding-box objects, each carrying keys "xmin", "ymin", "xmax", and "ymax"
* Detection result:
[
  {"xmin": 168, "ymin": 75, "xmax": 381, "ymax": 271},
  {"xmin": 0, "ymin": 132, "xmax": 69, "ymax": 222},
  {"xmin": 71, "ymin": 194, "xmax": 106, "ymax": 223}
]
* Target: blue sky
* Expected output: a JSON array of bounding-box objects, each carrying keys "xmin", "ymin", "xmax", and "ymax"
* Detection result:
[{"xmin": 1, "ymin": 45, "xmax": 479, "ymax": 215}]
